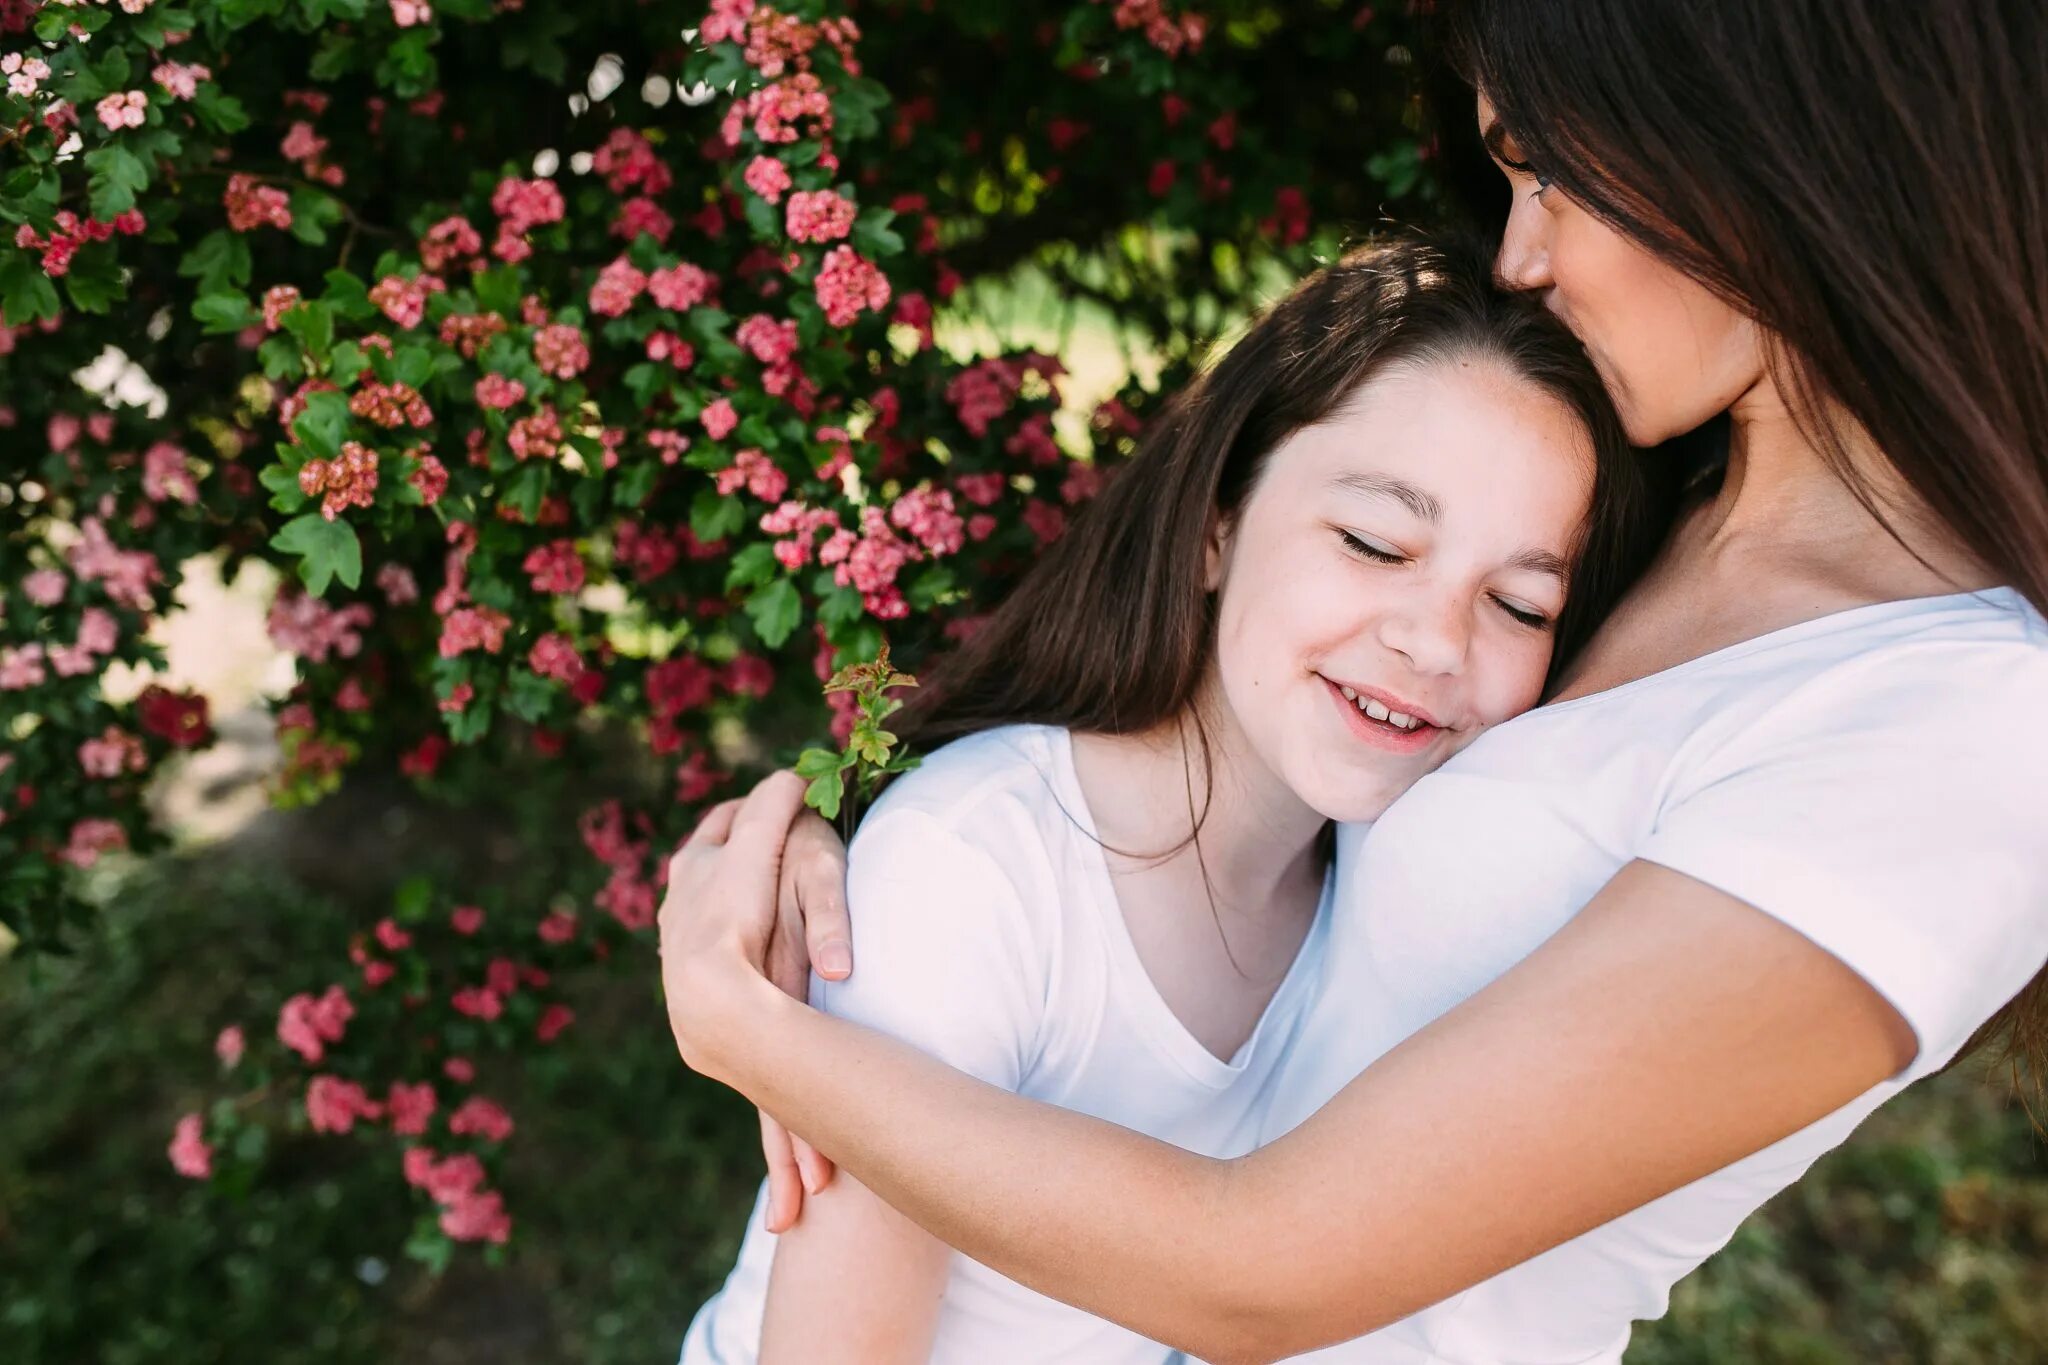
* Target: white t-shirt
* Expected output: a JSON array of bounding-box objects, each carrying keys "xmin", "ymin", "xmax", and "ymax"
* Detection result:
[
  {"xmin": 1245, "ymin": 587, "xmax": 2048, "ymax": 1365},
  {"xmin": 682, "ymin": 724, "xmax": 1333, "ymax": 1365}
]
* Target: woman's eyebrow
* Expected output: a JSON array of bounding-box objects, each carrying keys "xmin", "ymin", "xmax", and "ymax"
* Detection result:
[
  {"xmin": 1507, "ymin": 547, "xmax": 1572, "ymax": 585},
  {"xmin": 1326, "ymin": 471, "xmax": 1443, "ymax": 523}
]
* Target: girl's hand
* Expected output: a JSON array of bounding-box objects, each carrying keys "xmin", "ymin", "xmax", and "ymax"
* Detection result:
[
  {"xmin": 760, "ymin": 806, "xmax": 855, "ymax": 1230},
  {"xmin": 657, "ymin": 770, "xmax": 811, "ymax": 1085}
]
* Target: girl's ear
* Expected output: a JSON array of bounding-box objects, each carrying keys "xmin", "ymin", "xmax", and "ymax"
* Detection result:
[{"xmin": 1203, "ymin": 513, "xmax": 1232, "ymax": 592}]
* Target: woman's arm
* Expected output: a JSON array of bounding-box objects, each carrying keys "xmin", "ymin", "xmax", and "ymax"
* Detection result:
[
  {"xmin": 758, "ymin": 1172, "xmax": 949, "ymax": 1364},
  {"xmin": 663, "ymin": 796, "xmax": 1912, "ymax": 1365}
]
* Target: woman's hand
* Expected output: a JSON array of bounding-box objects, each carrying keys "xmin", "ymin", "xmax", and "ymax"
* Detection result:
[
  {"xmin": 759, "ymin": 803, "xmax": 855, "ymax": 1229},
  {"xmin": 657, "ymin": 770, "xmax": 811, "ymax": 1085}
]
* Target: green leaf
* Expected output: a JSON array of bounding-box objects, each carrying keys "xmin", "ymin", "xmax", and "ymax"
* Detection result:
[
  {"xmin": 392, "ymin": 344, "xmax": 433, "ymax": 390},
  {"xmin": 0, "ymin": 254, "xmax": 60, "ymax": 327},
  {"xmin": 270, "ymin": 513, "xmax": 363, "ymax": 596},
  {"xmin": 804, "ymin": 773, "xmax": 843, "ymax": 821},
  {"xmin": 290, "ymin": 388, "xmax": 350, "ymax": 459},
  {"xmin": 744, "ymin": 577, "xmax": 803, "ymax": 648},
  {"xmin": 817, "ymin": 585, "xmax": 864, "ymax": 631},
  {"xmin": 322, "ymin": 268, "xmax": 375, "ymax": 320},
  {"xmin": 178, "ymin": 230, "xmax": 251, "ymax": 294},
  {"xmin": 193, "ymin": 291, "xmax": 258, "ymax": 334},
  {"xmin": 689, "ymin": 488, "xmax": 744, "ymax": 542},
  {"xmin": 794, "ymin": 747, "xmax": 844, "ymax": 780},
  {"xmin": 503, "ymin": 462, "xmax": 548, "ymax": 522},
  {"xmin": 832, "ymin": 77, "xmax": 891, "ymax": 143},
  {"xmin": 472, "ymin": 265, "xmax": 520, "ymax": 316},
  {"xmin": 83, "ymin": 146, "xmax": 149, "ymax": 220},
  {"xmin": 724, "ymin": 542, "xmax": 779, "ymax": 593},
  {"xmin": 851, "ymin": 208, "xmax": 904, "ymax": 259},
  {"xmin": 288, "ymin": 187, "xmax": 347, "ymax": 246},
  {"xmin": 192, "ymin": 86, "xmax": 252, "ymax": 136},
  {"xmin": 281, "ymin": 301, "xmax": 335, "ymax": 365},
  {"xmin": 394, "ymin": 873, "xmax": 435, "ymax": 922},
  {"xmin": 60, "ymin": 254, "xmax": 124, "ymax": 314},
  {"xmin": 259, "ymin": 461, "xmax": 309, "ymax": 513}
]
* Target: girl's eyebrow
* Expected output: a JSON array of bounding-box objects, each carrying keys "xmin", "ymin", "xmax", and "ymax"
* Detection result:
[{"xmin": 1327, "ymin": 471, "xmax": 1443, "ymax": 523}]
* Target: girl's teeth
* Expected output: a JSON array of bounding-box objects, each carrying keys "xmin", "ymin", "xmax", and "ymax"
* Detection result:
[
  {"xmin": 1364, "ymin": 698, "xmax": 1391, "ymax": 722},
  {"xmin": 1389, "ymin": 711, "xmax": 1414, "ymax": 730},
  {"xmin": 1340, "ymin": 685, "xmax": 1357, "ymax": 700}
]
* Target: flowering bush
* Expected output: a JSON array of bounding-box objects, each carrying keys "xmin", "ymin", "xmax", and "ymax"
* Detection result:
[{"xmin": 0, "ymin": 0, "xmax": 1433, "ymax": 1268}]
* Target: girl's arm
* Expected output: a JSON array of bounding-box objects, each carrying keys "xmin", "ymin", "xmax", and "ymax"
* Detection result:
[
  {"xmin": 757, "ymin": 1173, "xmax": 949, "ymax": 1364},
  {"xmin": 663, "ymin": 791, "xmax": 1914, "ymax": 1365}
]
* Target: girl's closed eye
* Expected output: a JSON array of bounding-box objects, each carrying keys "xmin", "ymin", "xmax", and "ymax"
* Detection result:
[
  {"xmin": 1491, "ymin": 594, "xmax": 1553, "ymax": 630},
  {"xmin": 1337, "ymin": 527, "xmax": 1407, "ymax": 565}
]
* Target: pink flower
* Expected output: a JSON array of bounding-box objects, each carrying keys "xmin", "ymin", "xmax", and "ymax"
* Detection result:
[
  {"xmin": 443, "ymin": 1056, "xmax": 476, "ymax": 1084},
  {"xmin": 714, "ymin": 447, "xmax": 788, "ymax": 503},
  {"xmin": 490, "ymin": 177, "xmax": 565, "ymax": 236},
  {"xmin": 448, "ymin": 1095, "xmax": 515, "ymax": 1142},
  {"xmin": 306, "ymin": 1075, "xmax": 381, "ymax": 1133},
  {"xmin": 418, "ymin": 215, "xmax": 481, "ymax": 270},
  {"xmin": 784, "ymin": 188, "xmax": 855, "ymax": 243},
  {"xmin": 647, "ymin": 262, "xmax": 714, "ymax": 311},
  {"xmin": 375, "ymin": 917, "xmax": 412, "ymax": 952},
  {"xmin": 369, "ymin": 273, "xmax": 437, "ymax": 329},
  {"xmin": 267, "ymin": 589, "xmax": 373, "ymax": 664},
  {"xmin": 735, "ymin": 314, "xmax": 799, "ymax": 367},
  {"xmin": 451, "ymin": 904, "xmax": 485, "ymax": 935},
  {"xmin": 216, "ymin": 1025, "xmax": 245, "ymax": 1069},
  {"xmin": 407, "ymin": 1148, "xmax": 485, "ymax": 1204},
  {"xmin": 261, "ymin": 284, "xmax": 303, "ymax": 331},
  {"xmin": 955, "ymin": 472, "xmax": 1006, "ymax": 507},
  {"xmin": 390, "ymin": 0, "xmax": 432, "ymax": 26},
  {"xmin": 168, "ymin": 1113, "xmax": 213, "ymax": 1179},
  {"xmin": 813, "ymin": 246, "xmax": 891, "ymax": 327},
  {"xmin": 888, "ymin": 486, "xmax": 965, "ymax": 556},
  {"xmin": 451, "ymin": 985, "xmax": 502, "ymax": 1020},
  {"xmin": 537, "ymin": 911, "xmax": 576, "ymax": 944},
  {"xmin": 386, "ymin": 1081, "xmax": 437, "ymax": 1136},
  {"xmin": 23, "ymin": 569, "xmax": 66, "ymax": 606},
  {"xmin": 536, "ymin": 1003, "xmax": 575, "ymax": 1043},
  {"xmin": 527, "ymin": 633, "xmax": 586, "ymax": 685},
  {"xmin": 588, "ymin": 257, "xmax": 647, "ymax": 318},
  {"xmin": 60, "ymin": 818, "xmax": 128, "ymax": 869},
  {"xmin": 473, "ymin": 373, "xmax": 526, "ymax": 410},
  {"xmin": 700, "ymin": 397, "xmax": 738, "ymax": 440},
  {"xmin": 521, "ymin": 540, "xmax": 585, "ymax": 594},
  {"xmin": 375, "ymin": 563, "xmax": 419, "ymax": 605},
  {"xmin": 95, "ymin": 90, "xmax": 148, "ymax": 131},
  {"xmin": 276, "ymin": 985, "xmax": 354, "ymax": 1064},
  {"xmin": 223, "ymin": 173, "xmax": 292, "ymax": 232},
  {"xmin": 1, "ymin": 644, "xmax": 47, "ymax": 691},
  {"xmin": 439, "ymin": 1188, "xmax": 512, "ymax": 1243},
  {"xmin": 409, "ymin": 451, "xmax": 448, "ymax": 505},
  {"xmin": 531, "ymin": 323, "xmax": 590, "ymax": 380},
  {"xmin": 78, "ymin": 727, "xmax": 146, "ymax": 779},
  {"xmin": 743, "ymin": 155, "xmax": 792, "ymax": 204},
  {"xmin": 437, "ymin": 605, "xmax": 511, "ymax": 659}
]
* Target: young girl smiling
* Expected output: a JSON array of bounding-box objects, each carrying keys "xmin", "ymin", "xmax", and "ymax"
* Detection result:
[{"xmin": 679, "ymin": 233, "xmax": 1662, "ymax": 1365}]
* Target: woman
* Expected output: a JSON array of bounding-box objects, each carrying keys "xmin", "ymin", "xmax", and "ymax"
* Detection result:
[
  {"xmin": 660, "ymin": 3, "xmax": 2048, "ymax": 1362},
  {"xmin": 680, "ymin": 235, "xmax": 1660, "ymax": 1364}
]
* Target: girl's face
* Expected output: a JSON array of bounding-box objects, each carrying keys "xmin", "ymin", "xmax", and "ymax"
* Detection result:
[
  {"xmin": 1477, "ymin": 93, "xmax": 1763, "ymax": 446},
  {"xmin": 1207, "ymin": 356, "xmax": 1594, "ymax": 824}
]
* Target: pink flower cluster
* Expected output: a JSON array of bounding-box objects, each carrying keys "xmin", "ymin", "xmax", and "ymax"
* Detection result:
[
  {"xmin": 588, "ymin": 256, "xmax": 648, "ymax": 317},
  {"xmin": 888, "ymin": 485, "xmax": 965, "ymax": 556},
  {"xmin": 369, "ymin": 272, "xmax": 444, "ymax": 330},
  {"xmin": 522, "ymin": 539, "xmax": 585, "ymax": 594},
  {"xmin": 743, "ymin": 154, "xmax": 792, "ymax": 204},
  {"xmin": 68, "ymin": 516, "xmax": 161, "ymax": 610},
  {"xmin": 474, "ymin": 373, "xmax": 526, "ymax": 410},
  {"xmin": 419, "ymin": 215, "xmax": 483, "ymax": 272},
  {"xmin": 224, "ymin": 173, "xmax": 292, "ymax": 232},
  {"xmin": 714, "ymin": 447, "xmax": 789, "ymax": 503},
  {"xmin": 1106, "ymin": 0, "xmax": 1209, "ymax": 56},
  {"xmin": 405, "ymin": 1149, "xmax": 512, "ymax": 1244},
  {"xmin": 277, "ymin": 985, "xmax": 355, "ymax": 1064},
  {"xmin": 820, "ymin": 506, "xmax": 913, "ymax": 619},
  {"xmin": 735, "ymin": 313, "xmax": 799, "ymax": 367},
  {"xmin": 261, "ymin": 284, "xmax": 303, "ymax": 330},
  {"xmin": 5, "ymin": 53, "xmax": 52, "ymax": 99},
  {"xmin": 785, "ymin": 188, "xmax": 854, "ymax": 243},
  {"xmin": 438, "ymin": 604, "xmax": 511, "ymax": 659},
  {"xmin": 813, "ymin": 245, "xmax": 890, "ymax": 327},
  {"xmin": 507, "ymin": 405, "xmax": 564, "ymax": 460},
  {"xmin": 297, "ymin": 440, "xmax": 380, "ymax": 520},
  {"xmin": 78, "ymin": 725, "xmax": 146, "ymax": 779},
  {"xmin": 580, "ymin": 799, "xmax": 659, "ymax": 929},
  {"xmin": 760, "ymin": 499, "xmax": 840, "ymax": 569},
  {"xmin": 169, "ymin": 1113, "xmax": 212, "ymax": 1178},
  {"xmin": 266, "ymin": 588, "xmax": 373, "ymax": 663},
  {"xmin": 592, "ymin": 127, "xmax": 673, "ymax": 196},
  {"xmin": 723, "ymin": 71, "xmax": 834, "ymax": 147},
  {"xmin": 648, "ymin": 261, "xmax": 714, "ymax": 311},
  {"xmin": 14, "ymin": 207, "xmax": 146, "ymax": 277},
  {"xmin": 350, "ymin": 379, "xmax": 433, "ymax": 429},
  {"xmin": 527, "ymin": 632, "xmax": 588, "ymax": 687},
  {"xmin": 531, "ymin": 323, "xmax": 590, "ymax": 379},
  {"xmin": 488, "ymin": 176, "xmax": 566, "ymax": 262},
  {"xmin": 95, "ymin": 89, "xmax": 148, "ymax": 131},
  {"xmin": 307, "ymin": 1074, "xmax": 383, "ymax": 1133}
]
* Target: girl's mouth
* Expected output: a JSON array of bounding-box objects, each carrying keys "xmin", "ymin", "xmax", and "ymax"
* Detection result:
[{"xmin": 1318, "ymin": 675, "xmax": 1443, "ymax": 754}]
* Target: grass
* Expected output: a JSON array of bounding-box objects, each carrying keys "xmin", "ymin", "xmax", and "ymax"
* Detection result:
[{"xmin": 2, "ymin": 781, "xmax": 2044, "ymax": 1363}]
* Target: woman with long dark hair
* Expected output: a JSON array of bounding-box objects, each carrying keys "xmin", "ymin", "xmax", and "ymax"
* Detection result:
[{"xmin": 659, "ymin": 3, "xmax": 2048, "ymax": 1360}]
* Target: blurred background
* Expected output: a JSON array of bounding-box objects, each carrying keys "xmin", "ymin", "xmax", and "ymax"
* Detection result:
[{"xmin": 2, "ymin": 2, "xmax": 2043, "ymax": 1363}]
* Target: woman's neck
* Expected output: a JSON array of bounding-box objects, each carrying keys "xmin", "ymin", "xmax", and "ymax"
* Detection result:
[{"xmin": 1069, "ymin": 701, "xmax": 1328, "ymax": 925}]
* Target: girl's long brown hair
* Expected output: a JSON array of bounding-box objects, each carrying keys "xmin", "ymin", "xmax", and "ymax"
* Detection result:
[
  {"xmin": 1444, "ymin": 0, "xmax": 2048, "ymax": 1087},
  {"xmin": 903, "ymin": 231, "xmax": 1665, "ymax": 753}
]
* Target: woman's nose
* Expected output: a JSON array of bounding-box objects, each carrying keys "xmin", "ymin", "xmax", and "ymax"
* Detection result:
[{"xmin": 1495, "ymin": 197, "xmax": 1554, "ymax": 293}]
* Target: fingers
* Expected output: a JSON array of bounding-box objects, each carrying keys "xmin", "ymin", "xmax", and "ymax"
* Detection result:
[
  {"xmin": 760, "ymin": 1111, "xmax": 804, "ymax": 1234},
  {"xmin": 792, "ymin": 1134, "xmax": 836, "ymax": 1197},
  {"xmin": 764, "ymin": 865, "xmax": 813, "ymax": 1003},
  {"xmin": 684, "ymin": 797, "xmax": 744, "ymax": 851},
  {"xmin": 791, "ymin": 811, "xmax": 854, "ymax": 980},
  {"xmin": 725, "ymin": 769, "xmax": 811, "ymax": 861}
]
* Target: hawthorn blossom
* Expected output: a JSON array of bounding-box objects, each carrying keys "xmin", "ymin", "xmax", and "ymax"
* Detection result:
[
  {"xmin": 95, "ymin": 90, "xmax": 147, "ymax": 131},
  {"xmin": 152, "ymin": 61, "xmax": 209, "ymax": 100},
  {"xmin": 223, "ymin": 174, "xmax": 292, "ymax": 232},
  {"xmin": 588, "ymin": 256, "xmax": 647, "ymax": 317},
  {"xmin": 784, "ymin": 188, "xmax": 854, "ymax": 243},
  {"xmin": 61, "ymin": 818, "xmax": 128, "ymax": 868},
  {"xmin": 168, "ymin": 1114, "xmax": 212, "ymax": 1178},
  {"xmin": 700, "ymin": 397, "xmax": 738, "ymax": 440},
  {"xmin": 531, "ymin": 323, "xmax": 590, "ymax": 379},
  {"xmin": 714, "ymin": 447, "xmax": 788, "ymax": 503},
  {"xmin": 306, "ymin": 1075, "xmax": 381, "ymax": 1133},
  {"xmin": 473, "ymin": 373, "xmax": 526, "ymax": 410},
  {"xmin": 390, "ymin": 0, "xmax": 432, "ymax": 26},
  {"xmin": 386, "ymin": 1081, "xmax": 436, "ymax": 1136},
  {"xmin": 143, "ymin": 441, "xmax": 201, "ymax": 504},
  {"xmin": 522, "ymin": 540, "xmax": 585, "ymax": 594},
  {"xmin": 438, "ymin": 605, "xmax": 510, "ymax": 659},
  {"xmin": 813, "ymin": 245, "xmax": 890, "ymax": 326},
  {"xmin": 297, "ymin": 440, "xmax": 380, "ymax": 520},
  {"xmin": 215, "ymin": 1025, "xmax": 245, "ymax": 1069},
  {"xmin": 743, "ymin": 155, "xmax": 792, "ymax": 203},
  {"xmin": 647, "ymin": 262, "xmax": 713, "ymax": 311}
]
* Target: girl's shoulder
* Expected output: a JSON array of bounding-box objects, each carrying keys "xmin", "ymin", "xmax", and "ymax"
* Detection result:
[{"xmin": 858, "ymin": 723, "xmax": 1077, "ymax": 844}]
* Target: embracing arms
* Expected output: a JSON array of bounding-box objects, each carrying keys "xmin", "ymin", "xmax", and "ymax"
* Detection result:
[{"xmin": 660, "ymin": 777, "xmax": 1914, "ymax": 1365}]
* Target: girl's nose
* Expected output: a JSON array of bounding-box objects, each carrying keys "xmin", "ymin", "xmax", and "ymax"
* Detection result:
[{"xmin": 1378, "ymin": 596, "xmax": 1472, "ymax": 677}]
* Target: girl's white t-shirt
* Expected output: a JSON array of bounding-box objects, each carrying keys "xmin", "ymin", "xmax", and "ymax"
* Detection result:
[
  {"xmin": 681, "ymin": 724, "xmax": 1333, "ymax": 1365},
  {"xmin": 1243, "ymin": 587, "xmax": 2048, "ymax": 1365}
]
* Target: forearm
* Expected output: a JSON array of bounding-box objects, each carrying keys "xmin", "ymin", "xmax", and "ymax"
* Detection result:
[
  {"xmin": 759, "ymin": 1172, "xmax": 948, "ymax": 1365},
  {"xmin": 705, "ymin": 976, "xmax": 1310, "ymax": 1363}
]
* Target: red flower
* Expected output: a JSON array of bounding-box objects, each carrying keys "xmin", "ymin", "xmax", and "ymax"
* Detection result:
[{"xmin": 136, "ymin": 685, "xmax": 213, "ymax": 748}]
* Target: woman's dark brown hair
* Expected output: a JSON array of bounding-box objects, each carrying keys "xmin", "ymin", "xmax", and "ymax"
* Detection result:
[
  {"xmin": 903, "ymin": 230, "xmax": 1664, "ymax": 755},
  {"xmin": 1441, "ymin": 0, "xmax": 2048, "ymax": 1084}
]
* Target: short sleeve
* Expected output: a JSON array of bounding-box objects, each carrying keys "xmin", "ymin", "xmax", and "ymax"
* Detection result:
[
  {"xmin": 812, "ymin": 807, "xmax": 1046, "ymax": 1090},
  {"xmin": 1639, "ymin": 649, "xmax": 2048, "ymax": 1077}
]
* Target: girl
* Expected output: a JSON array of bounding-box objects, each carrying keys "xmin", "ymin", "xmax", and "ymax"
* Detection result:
[
  {"xmin": 664, "ymin": 2, "xmax": 2048, "ymax": 1362},
  {"xmin": 678, "ymin": 232, "xmax": 1662, "ymax": 1364}
]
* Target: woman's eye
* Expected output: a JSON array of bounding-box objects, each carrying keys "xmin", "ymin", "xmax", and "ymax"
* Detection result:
[
  {"xmin": 1492, "ymin": 595, "xmax": 1553, "ymax": 630},
  {"xmin": 1338, "ymin": 529, "xmax": 1406, "ymax": 565}
]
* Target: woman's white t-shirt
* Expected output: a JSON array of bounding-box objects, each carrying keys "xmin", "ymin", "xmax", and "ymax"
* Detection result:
[
  {"xmin": 681, "ymin": 724, "xmax": 1333, "ymax": 1365},
  {"xmin": 1244, "ymin": 587, "xmax": 2048, "ymax": 1365}
]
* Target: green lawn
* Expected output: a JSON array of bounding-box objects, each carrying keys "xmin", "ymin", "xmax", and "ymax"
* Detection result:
[{"xmin": 3, "ymin": 782, "xmax": 2043, "ymax": 1364}]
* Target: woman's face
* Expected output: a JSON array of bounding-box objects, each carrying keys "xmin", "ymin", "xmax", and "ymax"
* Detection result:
[
  {"xmin": 1477, "ymin": 93, "xmax": 1763, "ymax": 446},
  {"xmin": 1207, "ymin": 356, "xmax": 1594, "ymax": 824}
]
